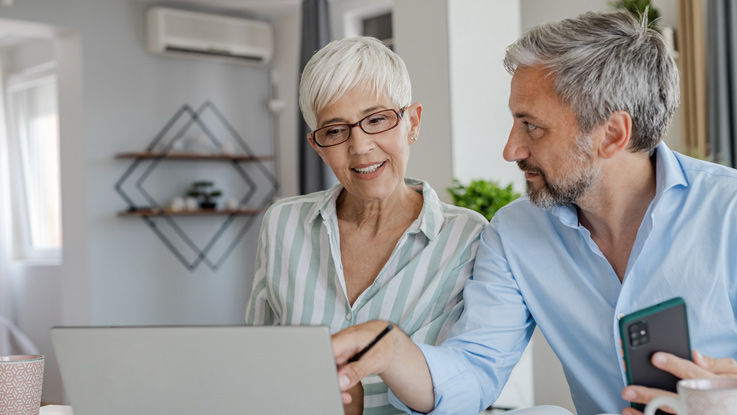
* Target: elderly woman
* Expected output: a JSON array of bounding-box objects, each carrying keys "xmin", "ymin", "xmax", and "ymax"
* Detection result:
[{"xmin": 245, "ymin": 36, "xmax": 486, "ymax": 414}]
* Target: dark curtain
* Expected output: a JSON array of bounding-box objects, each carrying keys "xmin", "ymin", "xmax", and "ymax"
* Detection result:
[
  {"xmin": 707, "ymin": 0, "xmax": 737, "ymax": 167},
  {"xmin": 299, "ymin": 0, "xmax": 331, "ymax": 194}
]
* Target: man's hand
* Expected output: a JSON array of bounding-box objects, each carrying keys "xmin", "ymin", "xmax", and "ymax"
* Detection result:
[
  {"xmin": 621, "ymin": 350, "xmax": 737, "ymax": 415},
  {"xmin": 332, "ymin": 320, "xmax": 435, "ymax": 412}
]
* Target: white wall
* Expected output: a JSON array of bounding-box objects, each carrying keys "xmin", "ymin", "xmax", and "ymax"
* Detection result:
[
  {"xmin": 83, "ymin": 2, "xmax": 272, "ymax": 325},
  {"xmin": 393, "ymin": 0, "xmax": 454, "ymax": 201},
  {"xmin": 0, "ymin": 0, "xmax": 279, "ymax": 403},
  {"xmin": 448, "ymin": 0, "xmax": 524, "ymax": 197},
  {"xmin": 394, "ymin": 0, "xmax": 526, "ymax": 199},
  {"xmin": 55, "ymin": 29, "xmax": 87, "ymax": 328}
]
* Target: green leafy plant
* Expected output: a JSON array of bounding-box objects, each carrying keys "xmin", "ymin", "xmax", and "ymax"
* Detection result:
[
  {"xmin": 610, "ymin": 0, "xmax": 661, "ymax": 30},
  {"xmin": 447, "ymin": 179, "xmax": 520, "ymax": 221},
  {"xmin": 187, "ymin": 181, "xmax": 223, "ymax": 209}
]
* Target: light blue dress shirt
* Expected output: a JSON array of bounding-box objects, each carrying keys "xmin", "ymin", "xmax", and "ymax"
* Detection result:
[{"xmin": 389, "ymin": 143, "xmax": 737, "ymax": 414}]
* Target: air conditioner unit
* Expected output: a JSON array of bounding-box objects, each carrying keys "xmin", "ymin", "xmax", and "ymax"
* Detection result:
[{"xmin": 146, "ymin": 7, "xmax": 273, "ymax": 65}]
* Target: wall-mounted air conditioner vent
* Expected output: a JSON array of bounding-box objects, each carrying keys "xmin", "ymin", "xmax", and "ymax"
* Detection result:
[{"xmin": 146, "ymin": 7, "xmax": 273, "ymax": 65}]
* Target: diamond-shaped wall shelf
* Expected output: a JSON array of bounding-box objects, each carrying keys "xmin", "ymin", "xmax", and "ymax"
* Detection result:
[{"xmin": 114, "ymin": 101, "xmax": 277, "ymax": 271}]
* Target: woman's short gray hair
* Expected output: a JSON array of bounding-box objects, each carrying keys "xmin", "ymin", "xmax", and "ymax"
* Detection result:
[
  {"xmin": 299, "ymin": 36, "xmax": 412, "ymax": 130},
  {"xmin": 504, "ymin": 11, "xmax": 680, "ymax": 153}
]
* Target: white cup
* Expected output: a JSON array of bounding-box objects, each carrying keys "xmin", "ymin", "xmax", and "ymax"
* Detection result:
[{"xmin": 644, "ymin": 378, "xmax": 737, "ymax": 415}]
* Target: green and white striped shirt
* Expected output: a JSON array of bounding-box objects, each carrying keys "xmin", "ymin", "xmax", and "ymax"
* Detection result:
[{"xmin": 245, "ymin": 178, "xmax": 487, "ymax": 414}]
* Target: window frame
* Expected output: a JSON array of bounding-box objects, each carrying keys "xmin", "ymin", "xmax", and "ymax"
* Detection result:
[
  {"xmin": 338, "ymin": 0, "xmax": 393, "ymax": 40},
  {"xmin": 3, "ymin": 61, "xmax": 62, "ymax": 264}
]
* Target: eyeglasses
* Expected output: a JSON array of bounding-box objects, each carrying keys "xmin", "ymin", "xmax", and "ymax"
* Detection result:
[{"xmin": 311, "ymin": 108, "xmax": 406, "ymax": 148}]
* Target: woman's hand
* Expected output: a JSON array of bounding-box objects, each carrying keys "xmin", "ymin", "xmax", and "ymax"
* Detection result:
[
  {"xmin": 332, "ymin": 320, "xmax": 399, "ymax": 404},
  {"xmin": 343, "ymin": 382, "xmax": 364, "ymax": 415},
  {"xmin": 621, "ymin": 350, "xmax": 737, "ymax": 415},
  {"xmin": 332, "ymin": 320, "xmax": 435, "ymax": 412}
]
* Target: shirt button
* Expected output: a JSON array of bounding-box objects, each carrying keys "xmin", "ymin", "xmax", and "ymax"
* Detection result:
[{"xmin": 345, "ymin": 312, "xmax": 352, "ymax": 320}]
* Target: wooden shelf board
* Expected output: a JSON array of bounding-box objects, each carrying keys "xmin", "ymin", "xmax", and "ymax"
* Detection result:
[
  {"xmin": 118, "ymin": 208, "xmax": 264, "ymax": 217},
  {"xmin": 115, "ymin": 152, "xmax": 275, "ymax": 161}
]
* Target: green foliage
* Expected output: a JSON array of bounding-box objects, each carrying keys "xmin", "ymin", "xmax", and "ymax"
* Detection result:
[
  {"xmin": 610, "ymin": 0, "xmax": 661, "ymax": 29},
  {"xmin": 192, "ymin": 180, "xmax": 214, "ymax": 188},
  {"xmin": 447, "ymin": 179, "xmax": 520, "ymax": 221},
  {"xmin": 187, "ymin": 181, "xmax": 222, "ymax": 200}
]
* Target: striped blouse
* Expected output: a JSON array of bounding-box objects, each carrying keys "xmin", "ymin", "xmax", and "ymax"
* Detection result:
[{"xmin": 245, "ymin": 178, "xmax": 487, "ymax": 414}]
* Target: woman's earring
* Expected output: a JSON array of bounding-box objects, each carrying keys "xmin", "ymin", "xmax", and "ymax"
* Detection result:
[{"xmin": 409, "ymin": 134, "xmax": 417, "ymax": 143}]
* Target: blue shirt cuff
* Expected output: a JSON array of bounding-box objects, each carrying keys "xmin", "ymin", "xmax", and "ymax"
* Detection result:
[{"xmin": 387, "ymin": 343, "xmax": 482, "ymax": 414}]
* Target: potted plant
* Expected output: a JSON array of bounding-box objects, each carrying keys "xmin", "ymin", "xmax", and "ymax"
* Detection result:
[
  {"xmin": 187, "ymin": 181, "xmax": 223, "ymax": 210},
  {"xmin": 610, "ymin": 0, "xmax": 660, "ymax": 30},
  {"xmin": 447, "ymin": 179, "xmax": 520, "ymax": 221}
]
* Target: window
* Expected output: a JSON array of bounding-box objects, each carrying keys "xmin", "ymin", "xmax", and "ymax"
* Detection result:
[
  {"xmin": 362, "ymin": 12, "xmax": 393, "ymax": 49},
  {"xmin": 336, "ymin": 0, "xmax": 393, "ymax": 48},
  {"xmin": 4, "ymin": 62, "xmax": 62, "ymax": 263}
]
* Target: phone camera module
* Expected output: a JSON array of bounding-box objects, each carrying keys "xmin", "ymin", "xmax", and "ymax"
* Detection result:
[{"xmin": 629, "ymin": 321, "xmax": 650, "ymax": 347}]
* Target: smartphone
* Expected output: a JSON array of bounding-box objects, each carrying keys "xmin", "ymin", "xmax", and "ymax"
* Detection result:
[{"xmin": 619, "ymin": 297, "xmax": 692, "ymax": 411}]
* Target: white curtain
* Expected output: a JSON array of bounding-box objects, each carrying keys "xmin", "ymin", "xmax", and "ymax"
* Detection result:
[
  {"xmin": 0, "ymin": 64, "xmax": 15, "ymax": 321},
  {"xmin": 4, "ymin": 67, "xmax": 61, "ymax": 262}
]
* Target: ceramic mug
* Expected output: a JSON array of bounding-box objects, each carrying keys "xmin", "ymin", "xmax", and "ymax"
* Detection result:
[
  {"xmin": 644, "ymin": 378, "xmax": 737, "ymax": 415},
  {"xmin": 0, "ymin": 355, "xmax": 45, "ymax": 415}
]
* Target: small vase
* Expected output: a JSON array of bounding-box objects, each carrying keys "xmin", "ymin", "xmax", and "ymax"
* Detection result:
[
  {"xmin": 170, "ymin": 196, "xmax": 185, "ymax": 211},
  {"xmin": 185, "ymin": 197, "xmax": 199, "ymax": 211},
  {"xmin": 199, "ymin": 200, "xmax": 217, "ymax": 210}
]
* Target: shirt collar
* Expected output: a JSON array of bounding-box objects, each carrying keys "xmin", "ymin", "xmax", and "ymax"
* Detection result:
[
  {"xmin": 415, "ymin": 178, "xmax": 445, "ymax": 240},
  {"xmin": 306, "ymin": 183, "xmax": 342, "ymax": 224},
  {"xmin": 653, "ymin": 141, "xmax": 688, "ymax": 195},
  {"xmin": 306, "ymin": 177, "xmax": 445, "ymax": 240},
  {"xmin": 551, "ymin": 141, "xmax": 688, "ymax": 227}
]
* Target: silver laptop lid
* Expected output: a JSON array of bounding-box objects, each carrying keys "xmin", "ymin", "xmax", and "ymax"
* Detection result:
[{"xmin": 51, "ymin": 326, "xmax": 344, "ymax": 415}]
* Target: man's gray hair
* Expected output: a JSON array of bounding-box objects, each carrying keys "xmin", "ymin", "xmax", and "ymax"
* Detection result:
[{"xmin": 504, "ymin": 11, "xmax": 680, "ymax": 152}]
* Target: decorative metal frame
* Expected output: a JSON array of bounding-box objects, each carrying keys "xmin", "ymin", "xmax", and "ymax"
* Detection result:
[{"xmin": 115, "ymin": 101, "xmax": 278, "ymax": 271}]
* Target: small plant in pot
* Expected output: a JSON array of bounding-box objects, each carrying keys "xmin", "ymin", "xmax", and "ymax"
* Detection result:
[{"xmin": 187, "ymin": 181, "xmax": 223, "ymax": 210}]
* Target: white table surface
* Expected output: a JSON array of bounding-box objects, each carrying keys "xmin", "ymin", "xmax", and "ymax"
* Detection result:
[{"xmin": 40, "ymin": 405, "xmax": 74, "ymax": 415}]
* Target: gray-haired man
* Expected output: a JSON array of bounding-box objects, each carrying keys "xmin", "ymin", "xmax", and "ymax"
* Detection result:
[{"xmin": 331, "ymin": 11, "xmax": 737, "ymax": 415}]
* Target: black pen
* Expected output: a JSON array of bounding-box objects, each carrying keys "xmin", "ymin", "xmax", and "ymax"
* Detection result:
[{"xmin": 347, "ymin": 323, "xmax": 394, "ymax": 363}]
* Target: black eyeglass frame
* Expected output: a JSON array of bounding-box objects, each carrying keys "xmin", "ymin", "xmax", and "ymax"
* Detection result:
[{"xmin": 310, "ymin": 107, "xmax": 407, "ymax": 148}]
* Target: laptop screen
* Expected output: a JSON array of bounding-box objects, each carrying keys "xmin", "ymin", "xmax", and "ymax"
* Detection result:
[{"xmin": 51, "ymin": 326, "xmax": 344, "ymax": 415}]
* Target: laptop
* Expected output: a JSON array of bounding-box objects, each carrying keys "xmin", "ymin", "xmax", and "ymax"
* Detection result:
[{"xmin": 51, "ymin": 326, "xmax": 344, "ymax": 415}]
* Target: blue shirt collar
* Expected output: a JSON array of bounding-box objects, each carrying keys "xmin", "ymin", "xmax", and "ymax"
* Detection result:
[
  {"xmin": 551, "ymin": 141, "xmax": 688, "ymax": 227},
  {"xmin": 653, "ymin": 141, "xmax": 689, "ymax": 196}
]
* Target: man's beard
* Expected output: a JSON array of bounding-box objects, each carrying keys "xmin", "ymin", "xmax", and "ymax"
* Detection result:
[{"xmin": 518, "ymin": 134, "xmax": 600, "ymax": 209}]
